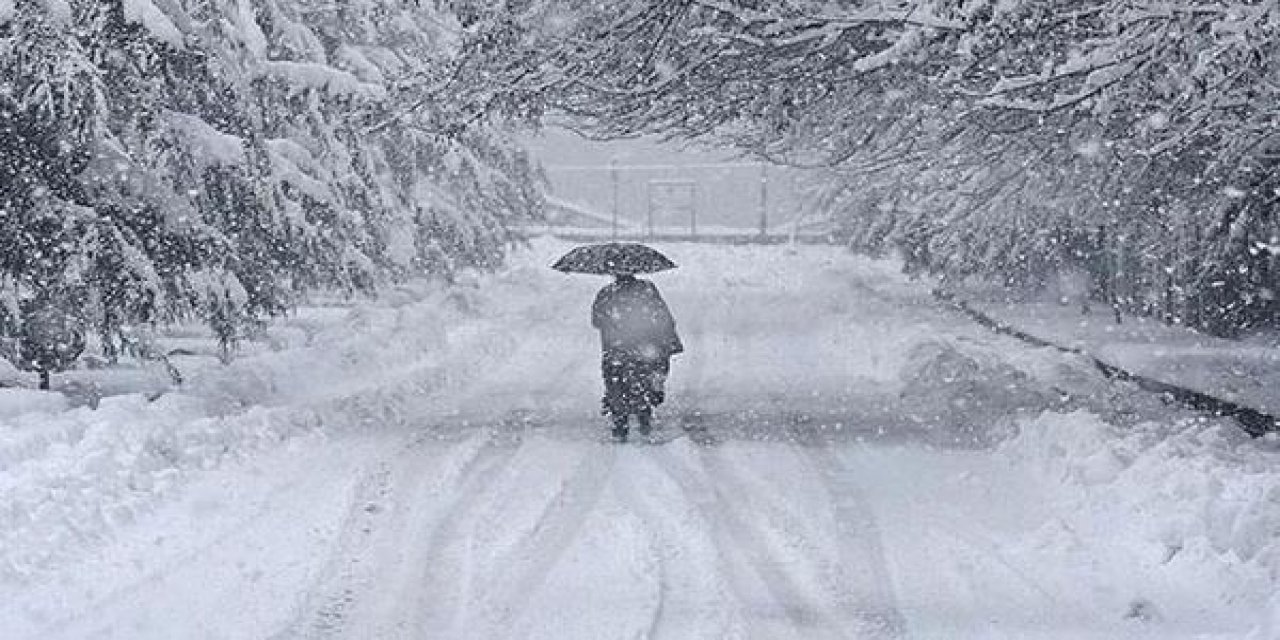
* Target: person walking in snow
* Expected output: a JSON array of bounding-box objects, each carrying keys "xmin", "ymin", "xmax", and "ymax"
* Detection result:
[{"xmin": 592, "ymin": 273, "xmax": 682, "ymax": 442}]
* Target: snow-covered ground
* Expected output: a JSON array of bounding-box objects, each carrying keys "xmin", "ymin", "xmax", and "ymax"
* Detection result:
[
  {"xmin": 2, "ymin": 239, "xmax": 1277, "ymax": 639},
  {"xmin": 964, "ymin": 295, "xmax": 1280, "ymax": 417}
]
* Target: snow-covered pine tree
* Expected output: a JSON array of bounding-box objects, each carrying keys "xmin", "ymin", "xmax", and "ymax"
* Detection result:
[
  {"xmin": 0, "ymin": 0, "xmax": 541, "ymax": 373},
  {"xmin": 2, "ymin": 1, "xmax": 119, "ymax": 374}
]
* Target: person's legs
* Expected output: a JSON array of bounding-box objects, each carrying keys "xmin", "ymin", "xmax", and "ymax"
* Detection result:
[
  {"xmin": 602, "ymin": 355, "xmax": 624, "ymax": 412},
  {"xmin": 603, "ymin": 352, "xmax": 672, "ymax": 442},
  {"xmin": 611, "ymin": 413, "xmax": 630, "ymax": 442},
  {"xmin": 635, "ymin": 407, "xmax": 652, "ymax": 436},
  {"xmin": 603, "ymin": 353, "xmax": 633, "ymax": 441},
  {"xmin": 639, "ymin": 357, "xmax": 667, "ymax": 408}
]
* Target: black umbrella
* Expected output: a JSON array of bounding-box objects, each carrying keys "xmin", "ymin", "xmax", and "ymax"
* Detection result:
[{"xmin": 551, "ymin": 242, "xmax": 677, "ymax": 275}]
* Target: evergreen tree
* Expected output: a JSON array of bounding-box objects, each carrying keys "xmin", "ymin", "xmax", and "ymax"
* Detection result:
[{"xmin": 0, "ymin": 0, "xmax": 541, "ymax": 374}]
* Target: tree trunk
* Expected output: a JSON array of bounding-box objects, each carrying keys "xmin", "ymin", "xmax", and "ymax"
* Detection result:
[{"xmin": 39, "ymin": 370, "xmax": 50, "ymax": 391}]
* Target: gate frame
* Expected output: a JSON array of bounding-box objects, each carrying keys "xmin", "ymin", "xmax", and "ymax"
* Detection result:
[{"xmin": 645, "ymin": 179, "xmax": 699, "ymax": 238}]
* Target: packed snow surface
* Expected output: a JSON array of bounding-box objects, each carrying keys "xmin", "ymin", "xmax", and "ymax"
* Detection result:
[{"xmin": 1, "ymin": 239, "xmax": 1276, "ymax": 639}]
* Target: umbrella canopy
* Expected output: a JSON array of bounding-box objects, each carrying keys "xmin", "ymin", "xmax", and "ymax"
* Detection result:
[{"xmin": 551, "ymin": 242, "xmax": 677, "ymax": 275}]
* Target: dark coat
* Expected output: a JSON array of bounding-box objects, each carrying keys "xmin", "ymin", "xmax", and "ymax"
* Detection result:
[{"xmin": 592, "ymin": 277, "xmax": 683, "ymax": 361}]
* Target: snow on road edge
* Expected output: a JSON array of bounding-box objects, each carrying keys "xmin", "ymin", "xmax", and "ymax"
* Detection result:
[
  {"xmin": 0, "ymin": 251, "xmax": 559, "ymax": 585},
  {"xmin": 997, "ymin": 410, "xmax": 1280, "ymax": 637}
]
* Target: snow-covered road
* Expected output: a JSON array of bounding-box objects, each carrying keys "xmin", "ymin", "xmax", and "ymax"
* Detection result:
[{"xmin": 3, "ymin": 241, "xmax": 1273, "ymax": 639}]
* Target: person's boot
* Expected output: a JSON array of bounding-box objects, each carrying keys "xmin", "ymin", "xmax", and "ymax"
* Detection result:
[
  {"xmin": 635, "ymin": 409, "xmax": 653, "ymax": 437},
  {"xmin": 610, "ymin": 416, "xmax": 629, "ymax": 443}
]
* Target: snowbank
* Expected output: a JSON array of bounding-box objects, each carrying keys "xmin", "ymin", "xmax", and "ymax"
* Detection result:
[
  {"xmin": 997, "ymin": 410, "xmax": 1280, "ymax": 635},
  {"xmin": 896, "ymin": 340, "xmax": 1061, "ymax": 445},
  {"xmin": 0, "ymin": 249, "xmax": 559, "ymax": 584},
  {"xmin": 0, "ymin": 394, "xmax": 318, "ymax": 581},
  {"xmin": 0, "ymin": 389, "xmax": 68, "ymax": 421}
]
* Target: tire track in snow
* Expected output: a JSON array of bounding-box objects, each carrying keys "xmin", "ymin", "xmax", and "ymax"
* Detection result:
[
  {"xmin": 647, "ymin": 442, "xmax": 831, "ymax": 640},
  {"xmin": 272, "ymin": 428, "xmax": 494, "ymax": 640},
  {"xmin": 463, "ymin": 438, "xmax": 617, "ymax": 637},
  {"xmin": 33, "ymin": 438, "xmax": 383, "ymax": 640},
  {"xmin": 294, "ymin": 459, "xmax": 396, "ymax": 639},
  {"xmin": 804, "ymin": 446, "xmax": 908, "ymax": 637},
  {"xmin": 397, "ymin": 435, "xmax": 525, "ymax": 638},
  {"xmin": 709, "ymin": 444, "xmax": 905, "ymax": 638},
  {"xmin": 654, "ymin": 441, "xmax": 904, "ymax": 640},
  {"xmin": 611, "ymin": 448, "xmax": 746, "ymax": 640},
  {"xmin": 406, "ymin": 430, "xmax": 615, "ymax": 639}
]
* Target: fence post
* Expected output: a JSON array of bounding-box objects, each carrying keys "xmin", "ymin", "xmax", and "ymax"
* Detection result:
[
  {"xmin": 691, "ymin": 183, "xmax": 698, "ymax": 237},
  {"xmin": 610, "ymin": 157, "xmax": 619, "ymax": 241},
  {"xmin": 1112, "ymin": 231, "xmax": 1124, "ymax": 324},
  {"xmin": 758, "ymin": 163, "xmax": 768, "ymax": 237}
]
